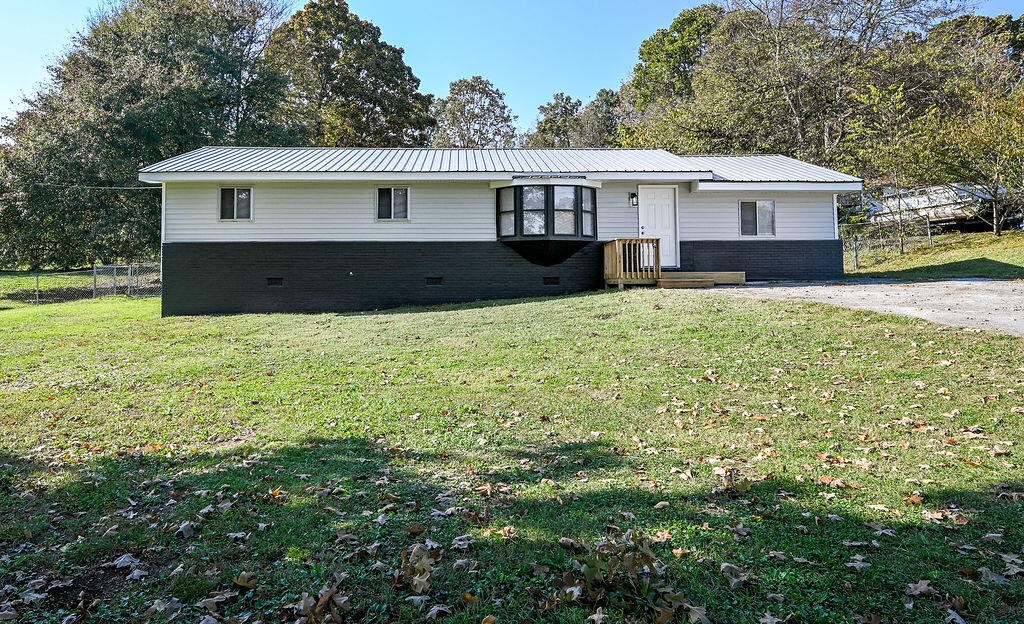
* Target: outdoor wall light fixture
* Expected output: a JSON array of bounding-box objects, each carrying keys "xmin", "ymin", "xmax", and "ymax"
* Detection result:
[{"xmin": 629, "ymin": 192, "xmax": 639, "ymax": 207}]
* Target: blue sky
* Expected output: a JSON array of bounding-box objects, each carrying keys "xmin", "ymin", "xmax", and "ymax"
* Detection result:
[{"xmin": 0, "ymin": 0, "xmax": 1020, "ymax": 130}]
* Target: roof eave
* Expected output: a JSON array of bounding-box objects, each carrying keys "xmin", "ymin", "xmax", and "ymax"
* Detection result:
[{"xmin": 693, "ymin": 180, "xmax": 863, "ymax": 192}]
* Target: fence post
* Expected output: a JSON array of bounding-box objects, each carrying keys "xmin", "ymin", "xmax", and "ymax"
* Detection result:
[
  {"xmin": 92, "ymin": 264, "xmax": 97, "ymax": 299},
  {"xmin": 853, "ymin": 235, "xmax": 859, "ymax": 270},
  {"xmin": 127, "ymin": 265, "xmax": 133, "ymax": 297},
  {"xmin": 112, "ymin": 266, "xmax": 117, "ymax": 296},
  {"xmin": 35, "ymin": 274, "xmax": 40, "ymax": 305},
  {"xmin": 926, "ymin": 216, "xmax": 932, "ymax": 246}
]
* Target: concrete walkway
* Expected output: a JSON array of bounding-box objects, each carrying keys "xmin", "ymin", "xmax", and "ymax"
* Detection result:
[{"xmin": 720, "ymin": 278, "xmax": 1024, "ymax": 337}]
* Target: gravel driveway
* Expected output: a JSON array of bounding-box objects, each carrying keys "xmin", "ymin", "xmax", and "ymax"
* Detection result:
[{"xmin": 721, "ymin": 278, "xmax": 1024, "ymax": 337}]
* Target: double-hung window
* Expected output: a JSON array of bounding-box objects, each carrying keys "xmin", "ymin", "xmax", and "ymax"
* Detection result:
[
  {"xmin": 377, "ymin": 187, "xmax": 409, "ymax": 220},
  {"xmin": 220, "ymin": 187, "xmax": 253, "ymax": 221},
  {"xmin": 739, "ymin": 200, "xmax": 775, "ymax": 236},
  {"xmin": 521, "ymin": 186, "xmax": 547, "ymax": 235}
]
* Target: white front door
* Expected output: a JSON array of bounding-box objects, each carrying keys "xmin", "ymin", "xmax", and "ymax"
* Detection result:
[{"xmin": 638, "ymin": 186, "xmax": 678, "ymax": 267}]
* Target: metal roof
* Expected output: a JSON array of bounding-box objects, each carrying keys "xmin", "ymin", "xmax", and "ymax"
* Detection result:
[
  {"xmin": 140, "ymin": 147, "xmax": 860, "ymax": 183},
  {"xmin": 140, "ymin": 147, "xmax": 706, "ymax": 174},
  {"xmin": 672, "ymin": 154, "xmax": 860, "ymax": 183}
]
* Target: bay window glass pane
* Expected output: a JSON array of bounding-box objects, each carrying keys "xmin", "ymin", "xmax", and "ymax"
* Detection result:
[
  {"xmin": 499, "ymin": 187, "xmax": 514, "ymax": 213},
  {"xmin": 757, "ymin": 201, "xmax": 775, "ymax": 235},
  {"xmin": 582, "ymin": 212, "xmax": 594, "ymax": 236},
  {"xmin": 554, "ymin": 186, "xmax": 575, "ymax": 211},
  {"xmin": 500, "ymin": 211, "xmax": 515, "ymax": 236},
  {"xmin": 740, "ymin": 202, "xmax": 757, "ymax": 235},
  {"xmin": 522, "ymin": 185, "xmax": 545, "ymax": 211},
  {"xmin": 523, "ymin": 210, "xmax": 546, "ymax": 235},
  {"xmin": 393, "ymin": 187, "xmax": 408, "ymax": 218},
  {"xmin": 554, "ymin": 210, "xmax": 576, "ymax": 235},
  {"xmin": 234, "ymin": 188, "xmax": 251, "ymax": 219},
  {"xmin": 582, "ymin": 188, "xmax": 594, "ymax": 212},
  {"xmin": 220, "ymin": 188, "xmax": 235, "ymax": 220},
  {"xmin": 377, "ymin": 188, "xmax": 392, "ymax": 219}
]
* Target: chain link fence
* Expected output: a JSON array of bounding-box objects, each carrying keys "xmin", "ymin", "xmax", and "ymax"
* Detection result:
[
  {"xmin": 840, "ymin": 221, "xmax": 940, "ymax": 271},
  {"xmin": 0, "ymin": 263, "xmax": 161, "ymax": 306}
]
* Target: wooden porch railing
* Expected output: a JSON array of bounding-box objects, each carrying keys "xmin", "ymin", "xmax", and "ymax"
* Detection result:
[{"xmin": 603, "ymin": 238, "xmax": 661, "ymax": 287}]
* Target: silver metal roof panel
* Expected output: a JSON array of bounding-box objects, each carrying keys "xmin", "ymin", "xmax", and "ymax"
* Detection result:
[{"xmin": 140, "ymin": 147, "xmax": 859, "ymax": 183}]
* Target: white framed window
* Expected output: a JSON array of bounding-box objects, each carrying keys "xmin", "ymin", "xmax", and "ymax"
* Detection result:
[
  {"xmin": 739, "ymin": 200, "xmax": 775, "ymax": 236},
  {"xmin": 220, "ymin": 187, "xmax": 253, "ymax": 221},
  {"xmin": 377, "ymin": 187, "xmax": 410, "ymax": 220}
]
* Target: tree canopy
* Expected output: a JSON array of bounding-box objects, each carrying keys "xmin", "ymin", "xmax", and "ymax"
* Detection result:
[
  {"xmin": 430, "ymin": 76, "xmax": 517, "ymax": 149},
  {"xmin": 0, "ymin": 0, "xmax": 290, "ymax": 269},
  {"xmin": 267, "ymin": 0, "xmax": 434, "ymax": 147},
  {"xmin": 0, "ymin": 0, "xmax": 438, "ymax": 268}
]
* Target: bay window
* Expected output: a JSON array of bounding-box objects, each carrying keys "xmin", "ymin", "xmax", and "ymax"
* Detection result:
[{"xmin": 496, "ymin": 184, "xmax": 598, "ymax": 241}]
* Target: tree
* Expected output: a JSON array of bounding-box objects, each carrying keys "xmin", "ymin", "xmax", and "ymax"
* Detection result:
[
  {"xmin": 267, "ymin": 0, "xmax": 434, "ymax": 147},
  {"xmin": 629, "ymin": 4, "xmax": 724, "ymax": 108},
  {"xmin": 431, "ymin": 77, "xmax": 517, "ymax": 148},
  {"xmin": 524, "ymin": 93, "xmax": 582, "ymax": 148},
  {"xmin": 844, "ymin": 85, "xmax": 923, "ymax": 251},
  {"xmin": 576, "ymin": 89, "xmax": 623, "ymax": 148},
  {"xmin": 0, "ymin": 0, "xmax": 290, "ymax": 269},
  {"xmin": 619, "ymin": 0, "xmax": 969, "ymax": 163},
  {"xmin": 913, "ymin": 90, "xmax": 1024, "ymax": 236}
]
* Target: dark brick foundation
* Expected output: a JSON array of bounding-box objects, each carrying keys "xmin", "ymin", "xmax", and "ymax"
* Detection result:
[
  {"xmin": 161, "ymin": 241, "xmax": 603, "ymax": 316},
  {"xmin": 677, "ymin": 239, "xmax": 843, "ymax": 281}
]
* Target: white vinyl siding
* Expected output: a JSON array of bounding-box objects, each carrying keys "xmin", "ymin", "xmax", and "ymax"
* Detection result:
[
  {"xmin": 163, "ymin": 179, "xmax": 840, "ymax": 244},
  {"xmin": 600, "ymin": 183, "xmax": 837, "ymax": 242},
  {"xmin": 596, "ymin": 182, "xmax": 640, "ymax": 240},
  {"xmin": 163, "ymin": 181, "xmax": 496, "ymax": 242},
  {"xmin": 680, "ymin": 190, "xmax": 836, "ymax": 240}
]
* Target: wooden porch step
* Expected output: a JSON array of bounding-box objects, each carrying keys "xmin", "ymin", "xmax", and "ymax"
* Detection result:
[
  {"xmin": 660, "ymin": 271, "xmax": 746, "ymax": 285},
  {"xmin": 656, "ymin": 278, "xmax": 715, "ymax": 289}
]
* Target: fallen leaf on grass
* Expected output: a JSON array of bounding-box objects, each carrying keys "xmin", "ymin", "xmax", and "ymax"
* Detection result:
[
  {"xmin": 978, "ymin": 567, "xmax": 1009, "ymax": 585},
  {"xmin": 845, "ymin": 555, "xmax": 871, "ymax": 572},
  {"xmin": 721, "ymin": 562, "xmax": 750, "ymax": 589},
  {"xmin": 426, "ymin": 604, "xmax": 451, "ymax": 620},
  {"xmin": 126, "ymin": 569, "xmax": 148, "ymax": 581},
  {"xmin": 906, "ymin": 580, "xmax": 934, "ymax": 596},
  {"xmin": 111, "ymin": 554, "xmax": 139, "ymax": 569}
]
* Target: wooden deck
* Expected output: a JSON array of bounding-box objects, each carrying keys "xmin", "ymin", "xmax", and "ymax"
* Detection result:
[{"xmin": 603, "ymin": 239, "xmax": 745, "ymax": 289}]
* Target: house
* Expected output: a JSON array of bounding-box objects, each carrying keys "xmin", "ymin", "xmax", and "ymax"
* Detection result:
[{"xmin": 138, "ymin": 147, "xmax": 861, "ymax": 315}]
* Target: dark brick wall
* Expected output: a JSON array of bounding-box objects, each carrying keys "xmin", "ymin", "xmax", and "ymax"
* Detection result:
[
  {"xmin": 161, "ymin": 241, "xmax": 603, "ymax": 316},
  {"xmin": 678, "ymin": 239, "xmax": 843, "ymax": 281}
]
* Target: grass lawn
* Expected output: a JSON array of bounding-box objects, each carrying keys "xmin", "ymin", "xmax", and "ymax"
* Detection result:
[
  {"xmin": 1, "ymin": 292, "xmax": 1023, "ymax": 623},
  {"xmin": 846, "ymin": 231, "xmax": 1024, "ymax": 280}
]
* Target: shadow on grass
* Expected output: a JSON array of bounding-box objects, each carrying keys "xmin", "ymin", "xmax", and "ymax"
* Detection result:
[
  {"xmin": 852, "ymin": 258, "xmax": 1024, "ymax": 282},
  {"xmin": 2, "ymin": 437, "xmax": 1023, "ymax": 623},
  {"xmin": 335, "ymin": 289, "xmax": 609, "ymax": 318}
]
